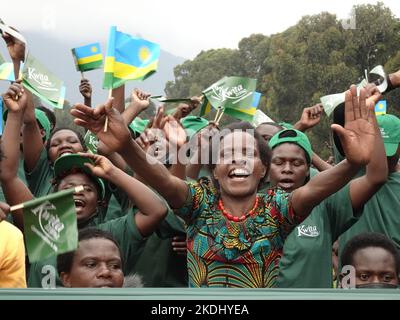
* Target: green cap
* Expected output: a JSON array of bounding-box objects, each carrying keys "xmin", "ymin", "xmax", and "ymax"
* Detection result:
[
  {"xmin": 53, "ymin": 154, "xmax": 106, "ymax": 200},
  {"xmin": 269, "ymin": 129, "xmax": 313, "ymax": 163},
  {"xmin": 128, "ymin": 118, "xmax": 150, "ymax": 137},
  {"xmin": 180, "ymin": 116, "xmax": 209, "ymax": 140},
  {"xmin": 3, "ymin": 108, "xmax": 51, "ymax": 141},
  {"xmin": 377, "ymin": 114, "xmax": 400, "ymax": 157}
]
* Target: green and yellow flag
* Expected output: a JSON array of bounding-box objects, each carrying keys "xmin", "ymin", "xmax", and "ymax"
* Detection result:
[
  {"xmin": 71, "ymin": 42, "xmax": 103, "ymax": 72},
  {"xmin": 11, "ymin": 186, "xmax": 82, "ymax": 262},
  {"xmin": 103, "ymin": 26, "xmax": 160, "ymax": 89},
  {"xmin": 199, "ymin": 97, "xmax": 213, "ymax": 117},
  {"xmin": 224, "ymin": 91, "xmax": 261, "ymax": 122},
  {"xmin": 0, "ymin": 52, "xmax": 16, "ymax": 81},
  {"xmin": 22, "ymin": 52, "xmax": 66, "ymax": 109},
  {"xmin": 84, "ymin": 131, "xmax": 99, "ymax": 154},
  {"xmin": 202, "ymin": 76, "xmax": 258, "ymax": 121}
]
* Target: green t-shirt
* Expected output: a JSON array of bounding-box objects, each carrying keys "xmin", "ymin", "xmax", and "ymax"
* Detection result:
[
  {"xmin": 277, "ymin": 184, "xmax": 359, "ymax": 288},
  {"xmin": 339, "ymin": 172, "xmax": 400, "ymax": 258},
  {"xmin": 133, "ymin": 211, "xmax": 188, "ymax": 287},
  {"xmin": 27, "ymin": 210, "xmax": 145, "ymax": 288},
  {"xmin": 25, "ymin": 148, "xmax": 53, "ymax": 197}
]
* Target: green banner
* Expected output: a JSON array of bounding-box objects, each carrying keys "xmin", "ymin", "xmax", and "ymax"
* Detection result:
[
  {"xmin": 22, "ymin": 187, "xmax": 79, "ymax": 262},
  {"xmin": 84, "ymin": 131, "xmax": 99, "ymax": 154},
  {"xmin": 22, "ymin": 52, "xmax": 66, "ymax": 109},
  {"xmin": 202, "ymin": 76, "xmax": 257, "ymax": 111}
]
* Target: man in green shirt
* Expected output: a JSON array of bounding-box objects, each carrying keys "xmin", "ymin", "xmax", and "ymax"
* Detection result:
[
  {"xmin": 339, "ymin": 114, "xmax": 400, "ymax": 264},
  {"xmin": 270, "ymin": 97, "xmax": 387, "ymax": 287}
]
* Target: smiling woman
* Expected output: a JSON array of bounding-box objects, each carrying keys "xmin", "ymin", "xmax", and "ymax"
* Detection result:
[{"xmin": 69, "ymin": 85, "xmax": 381, "ymax": 287}]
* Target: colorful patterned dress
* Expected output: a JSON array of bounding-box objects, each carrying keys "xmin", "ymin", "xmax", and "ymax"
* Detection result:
[{"xmin": 175, "ymin": 177, "xmax": 304, "ymax": 288}]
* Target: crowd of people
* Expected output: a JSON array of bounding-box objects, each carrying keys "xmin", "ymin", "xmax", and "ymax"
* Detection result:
[{"xmin": 1, "ymin": 27, "xmax": 400, "ymax": 290}]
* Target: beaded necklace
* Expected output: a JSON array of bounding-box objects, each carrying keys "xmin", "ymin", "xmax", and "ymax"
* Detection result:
[{"xmin": 218, "ymin": 196, "xmax": 259, "ymax": 222}]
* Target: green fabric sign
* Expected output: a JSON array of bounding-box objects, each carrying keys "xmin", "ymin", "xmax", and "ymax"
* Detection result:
[
  {"xmin": 22, "ymin": 52, "xmax": 66, "ymax": 109},
  {"xmin": 84, "ymin": 131, "xmax": 99, "ymax": 154},
  {"xmin": 20, "ymin": 187, "xmax": 80, "ymax": 262},
  {"xmin": 202, "ymin": 76, "xmax": 257, "ymax": 111}
]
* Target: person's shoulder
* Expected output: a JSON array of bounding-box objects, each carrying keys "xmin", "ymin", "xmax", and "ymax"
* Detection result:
[
  {"xmin": 0, "ymin": 220, "xmax": 23, "ymax": 239},
  {"xmin": 260, "ymin": 187, "xmax": 290, "ymax": 200}
]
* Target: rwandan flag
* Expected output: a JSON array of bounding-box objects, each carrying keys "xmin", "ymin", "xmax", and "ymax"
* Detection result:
[
  {"xmin": 0, "ymin": 52, "xmax": 15, "ymax": 81},
  {"xmin": 199, "ymin": 97, "xmax": 213, "ymax": 116},
  {"xmin": 71, "ymin": 43, "xmax": 103, "ymax": 72},
  {"xmin": 375, "ymin": 100, "xmax": 387, "ymax": 115},
  {"xmin": 224, "ymin": 91, "xmax": 261, "ymax": 122},
  {"xmin": 103, "ymin": 26, "xmax": 160, "ymax": 89}
]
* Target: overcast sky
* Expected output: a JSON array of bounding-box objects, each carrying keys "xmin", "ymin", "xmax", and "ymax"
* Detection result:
[{"xmin": 2, "ymin": 0, "xmax": 400, "ymax": 59}]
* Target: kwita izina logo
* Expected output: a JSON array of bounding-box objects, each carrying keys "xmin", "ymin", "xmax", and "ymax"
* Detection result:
[
  {"xmin": 211, "ymin": 84, "xmax": 250, "ymax": 102},
  {"xmin": 31, "ymin": 200, "xmax": 65, "ymax": 247},
  {"xmin": 27, "ymin": 67, "xmax": 57, "ymax": 91},
  {"xmin": 297, "ymin": 225, "xmax": 320, "ymax": 237}
]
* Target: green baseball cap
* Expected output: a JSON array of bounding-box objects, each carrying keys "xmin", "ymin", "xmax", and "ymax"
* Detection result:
[
  {"xmin": 128, "ymin": 118, "xmax": 150, "ymax": 138},
  {"xmin": 180, "ymin": 116, "xmax": 209, "ymax": 140},
  {"xmin": 3, "ymin": 108, "xmax": 51, "ymax": 141},
  {"xmin": 377, "ymin": 114, "xmax": 400, "ymax": 157},
  {"xmin": 53, "ymin": 154, "xmax": 106, "ymax": 200},
  {"xmin": 269, "ymin": 129, "xmax": 313, "ymax": 163}
]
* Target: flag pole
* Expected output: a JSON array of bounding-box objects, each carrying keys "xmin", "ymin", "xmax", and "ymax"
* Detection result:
[
  {"xmin": 80, "ymin": 71, "xmax": 85, "ymax": 79},
  {"xmin": 104, "ymin": 89, "xmax": 112, "ymax": 132},
  {"xmin": 10, "ymin": 186, "xmax": 84, "ymax": 212},
  {"xmin": 365, "ymin": 69, "xmax": 369, "ymax": 83},
  {"xmin": 214, "ymin": 107, "xmax": 222, "ymax": 123},
  {"xmin": 216, "ymin": 107, "xmax": 225, "ymax": 125}
]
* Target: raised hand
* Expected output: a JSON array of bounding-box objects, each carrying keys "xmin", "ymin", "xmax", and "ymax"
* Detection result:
[
  {"xmin": 295, "ymin": 103, "xmax": 323, "ymax": 132},
  {"xmin": 2, "ymin": 82, "xmax": 27, "ymax": 113},
  {"xmin": 129, "ymin": 88, "xmax": 151, "ymax": 112},
  {"xmin": 163, "ymin": 116, "xmax": 187, "ymax": 149},
  {"xmin": 79, "ymin": 152, "xmax": 116, "ymax": 179},
  {"xmin": 331, "ymin": 85, "xmax": 376, "ymax": 166},
  {"xmin": 79, "ymin": 78, "xmax": 92, "ymax": 99},
  {"xmin": 70, "ymin": 98, "xmax": 131, "ymax": 153},
  {"xmin": 2, "ymin": 28, "xmax": 25, "ymax": 62}
]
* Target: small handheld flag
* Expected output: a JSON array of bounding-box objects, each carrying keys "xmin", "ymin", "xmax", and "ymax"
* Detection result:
[
  {"xmin": 103, "ymin": 26, "xmax": 160, "ymax": 89},
  {"xmin": 10, "ymin": 186, "xmax": 82, "ymax": 262},
  {"xmin": 375, "ymin": 100, "xmax": 387, "ymax": 115},
  {"xmin": 71, "ymin": 42, "xmax": 103, "ymax": 73},
  {"xmin": 0, "ymin": 52, "xmax": 16, "ymax": 81},
  {"xmin": 22, "ymin": 52, "xmax": 66, "ymax": 109}
]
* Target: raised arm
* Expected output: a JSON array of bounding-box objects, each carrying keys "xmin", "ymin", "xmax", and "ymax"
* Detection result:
[
  {"xmin": 293, "ymin": 103, "xmax": 333, "ymax": 171},
  {"xmin": 1, "ymin": 83, "xmax": 35, "ymax": 230},
  {"xmin": 22, "ymin": 91, "xmax": 46, "ymax": 173},
  {"xmin": 71, "ymin": 99, "xmax": 189, "ymax": 209},
  {"xmin": 79, "ymin": 78, "xmax": 92, "ymax": 107},
  {"xmin": 80, "ymin": 152, "xmax": 167, "ymax": 237},
  {"xmin": 348, "ymin": 85, "xmax": 387, "ymax": 211},
  {"xmin": 291, "ymin": 85, "xmax": 377, "ymax": 218},
  {"xmin": 2, "ymin": 28, "xmax": 25, "ymax": 79}
]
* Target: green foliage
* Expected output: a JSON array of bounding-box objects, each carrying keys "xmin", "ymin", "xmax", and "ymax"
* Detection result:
[{"xmin": 165, "ymin": 2, "xmax": 400, "ymax": 158}]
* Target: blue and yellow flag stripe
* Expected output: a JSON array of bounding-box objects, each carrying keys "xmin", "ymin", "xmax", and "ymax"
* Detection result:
[
  {"xmin": 199, "ymin": 97, "xmax": 212, "ymax": 116},
  {"xmin": 223, "ymin": 91, "xmax": 261, "ymax": 122},
  {"xmin": 375, "ymin": 100, "xmax": 387, "ymax": 116},
  {"xmin": 0, "ymin": 62, "xmax": 15, "ymax": 81},
  {"xmin": 103, "ymin": 26, "xmax": 160, "ymax": 89},
  {"xmin": 72, "ymin": 42, "xmax": 103, "ymax": 72}
]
